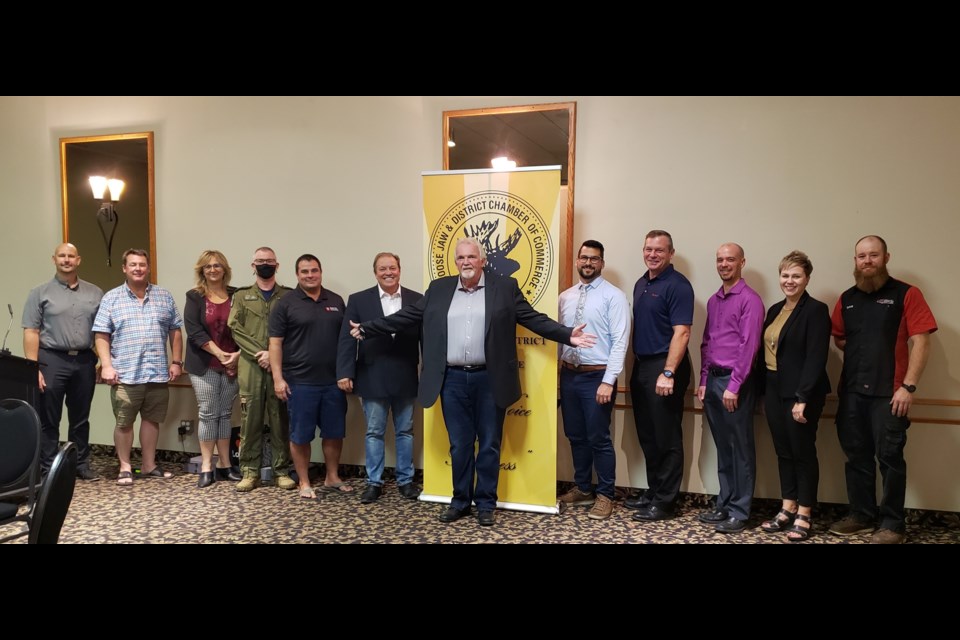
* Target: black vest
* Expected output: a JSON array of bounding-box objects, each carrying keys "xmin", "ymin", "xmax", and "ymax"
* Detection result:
[{"xmin": 838, "ymin": 278, "xmax": 909, "ymax": 397}]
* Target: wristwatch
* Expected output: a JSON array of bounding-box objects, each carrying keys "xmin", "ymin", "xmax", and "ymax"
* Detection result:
[
  {"xmin": 662, "ymin": 370, "xmax": 674, "ymax": 379},
  {"xmin": 901, "ymin": 383, "xmax": 917, "ymax": 393},
  {"xmin": 171, "ymin": 360, "xmax": 183, "ymax": 367}
]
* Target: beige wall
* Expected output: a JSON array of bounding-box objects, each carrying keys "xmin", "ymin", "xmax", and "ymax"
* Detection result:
[{"xmin": 1, "ymin": 96, "xmax": 957, "ymax": 510}]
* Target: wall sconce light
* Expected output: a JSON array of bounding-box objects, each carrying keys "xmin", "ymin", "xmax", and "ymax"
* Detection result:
[
  {"xmin": 491, "ymin": 156, "xmax": 517, "ymax": 170},
  {"xmin": 89, "ymin": 176, "xmax": 124, "ymax": 267},
  {"xmin": 447, "ymin": 129, "xmax": 456, "ymax": 148}
]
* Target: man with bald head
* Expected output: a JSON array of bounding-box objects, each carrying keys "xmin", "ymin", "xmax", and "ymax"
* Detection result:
[
  {"xmin": 697, "ymin": 243, "xmax": 764, "ymax": 533},
  {"xmin": 22, "ymin": 243, "xmax": 104, "ymax": 479}
]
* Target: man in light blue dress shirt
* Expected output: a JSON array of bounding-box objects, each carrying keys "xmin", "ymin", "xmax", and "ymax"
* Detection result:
[{"xmin": 557, "ymin": 240, "xmax": 630, "ymax": 521}]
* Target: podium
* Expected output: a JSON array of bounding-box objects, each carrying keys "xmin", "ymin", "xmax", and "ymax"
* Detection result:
[{"xmin": 0, "ymin": 353, "xmax": 39, "ymax": 406}]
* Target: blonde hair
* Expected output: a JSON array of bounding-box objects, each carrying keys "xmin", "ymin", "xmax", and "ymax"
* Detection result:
[
  {"xmin": 779, "ymin": 250, "xmax": 813, "ymax": 278},
  {"xmin": 192, "ymin": 250, "xmax": 233, "ymax": 296}
]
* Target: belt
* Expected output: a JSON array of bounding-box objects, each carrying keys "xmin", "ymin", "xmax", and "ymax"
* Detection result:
[
  {"xmin": 708, "ymin": 366, "xmax": 733, "ymax": 377},
  {"xmin": 41, "ymin": 347, "xmax": 88, "ymax": 356},
  {"xmin": 447, "ymin": 364, "xmax": 486, "ymax": 372},
  {"xmin": 561, "ymin": 361, "xmax": 606, "ymax": 373}
]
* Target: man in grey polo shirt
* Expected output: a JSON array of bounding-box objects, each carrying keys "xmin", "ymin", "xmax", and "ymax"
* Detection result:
[{"xmin": 22, "ymin": 243, "xmax": 104, "ymax": 480}]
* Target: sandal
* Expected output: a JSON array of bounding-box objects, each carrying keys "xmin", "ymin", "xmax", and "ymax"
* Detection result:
[
  {"xmin": 139, "ymin": 466, "xmax": 174, "ymax": 479},
  {"xmin": 117, "ymin": 470, "xmax": 134, "ymax": 487},
  {"xmin": 299, "ymin": 486, "xmax": 317, "ymax": 499},
  {"xmin": 761, "ymin": 508, "xmax": 797, "ymax": 533},
  {"xmin": 321, "ymin": 481, "xmax": 355, "ymax": 494},
  {"xmin": 785, "ymin": 513, "xmax": 812, "ymax": 542}
]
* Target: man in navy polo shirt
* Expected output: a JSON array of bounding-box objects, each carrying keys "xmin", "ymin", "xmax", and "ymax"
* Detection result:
[
  {"xmin": 627, "ymin": 230, "xmax": 694, "ymax": 522},
  {"xmin": 268, "ymin": 254, "xmax": 351, "ymax": 499}
]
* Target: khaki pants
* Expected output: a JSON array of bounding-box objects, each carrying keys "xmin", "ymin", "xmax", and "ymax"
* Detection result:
[{"xmin": 237, "ymin": 358, "xmax": 291, "ymax": 477}]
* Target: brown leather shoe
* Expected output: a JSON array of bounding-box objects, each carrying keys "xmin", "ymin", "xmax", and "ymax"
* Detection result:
[{"xmin": 870, "ymin": 528, "xmax": 905, "ymax": 544}]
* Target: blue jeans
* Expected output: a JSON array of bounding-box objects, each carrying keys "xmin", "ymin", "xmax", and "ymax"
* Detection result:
[
  {"xmin": 361, "ymin": 396, "xmax": 416, "ymax": 486},
  {"xmin": 560, "ymin": 369, "xmax": 617, "ymax": 499}
]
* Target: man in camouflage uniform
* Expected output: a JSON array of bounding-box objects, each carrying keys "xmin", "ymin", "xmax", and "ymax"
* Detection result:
[{"xmin": 228, "ymin": 247, "xmax": 295, "ymax": 492}]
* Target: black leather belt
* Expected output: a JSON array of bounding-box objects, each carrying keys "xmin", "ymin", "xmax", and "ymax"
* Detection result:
[
  {"xmin": 448, "ymin": 364, "xmax": 486, "ymax": 372},
  {"xmin": 41, "ymin": 347, "xmax": 88, "ymax": 357},
  {"xmin": 709, "ymin": 366, "xmax": 732, "ymax": 377}
]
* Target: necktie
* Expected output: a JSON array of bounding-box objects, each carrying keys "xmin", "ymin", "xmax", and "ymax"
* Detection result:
[{"xmin": 571, "ymin": 285, "xmax": 587, "ymax": 366}]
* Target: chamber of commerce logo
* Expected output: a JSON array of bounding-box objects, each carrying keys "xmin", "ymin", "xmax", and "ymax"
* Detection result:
[{"xmin": 430, "ymin": 191, "xmax": 553, "ymax": 306}]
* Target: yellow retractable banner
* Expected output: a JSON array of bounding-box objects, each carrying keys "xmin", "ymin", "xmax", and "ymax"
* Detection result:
[{"xmin": 421, "ymin": 167, "xmax": 561, "ymax": 512}]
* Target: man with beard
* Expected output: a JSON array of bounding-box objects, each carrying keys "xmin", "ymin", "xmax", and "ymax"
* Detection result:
[
  {"xmin": 556, "ymin": 240, "xmax": 630, "ymax": 520},
  {"xmin": 228, "ymin": 247, "xmax": 295, "ymax": 492},
  {"xmin": 350, "ymin": 237, "xmax": 596, "ymax": 526},
  {"xmin": 828, "ymin": 235, "xmax": 937, "ymax": 544},
  {"xmin": 627, "ymin": 230, "xmax": 694, "ymax": 522},
  {"xmin": 697, "ymin": 243, "xmax": 764, "ymax": 533}
]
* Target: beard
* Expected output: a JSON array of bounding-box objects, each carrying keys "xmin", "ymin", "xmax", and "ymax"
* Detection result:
[
  {"xmin": 577, "ymin": 266, "xmax": 600, "ymax": 281},
  {"xmin": 854, "ymin": 264, "xmax": 890, "ymax": 293}
]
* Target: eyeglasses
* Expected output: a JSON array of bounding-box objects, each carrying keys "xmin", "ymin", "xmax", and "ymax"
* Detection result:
[
  {"xmin": 577, "ymin": 256, "xmax": 602, "ymax": 264},
  {"xmin": 253, "ymin": 259, "xmax": 277, "ymax": 265},
  {"xmin": 202, "ymin": 264, "xmax": 224, "ymax": 271}
]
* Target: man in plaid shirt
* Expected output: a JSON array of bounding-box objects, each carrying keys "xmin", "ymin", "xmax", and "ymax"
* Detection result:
[{"xmin": 94, "ymin": 249, "xmax": 183, "ymax": 487}]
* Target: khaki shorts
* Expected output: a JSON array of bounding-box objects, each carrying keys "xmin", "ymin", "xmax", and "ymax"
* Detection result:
[{"xmin": 111, "ymin": 383, "xmax": 170, "ymax": 426}]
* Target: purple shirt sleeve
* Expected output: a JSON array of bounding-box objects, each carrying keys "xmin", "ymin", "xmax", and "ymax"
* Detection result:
[{"xmin": 727, "ymin": 288, "xmax": 764, "ymax": 394}]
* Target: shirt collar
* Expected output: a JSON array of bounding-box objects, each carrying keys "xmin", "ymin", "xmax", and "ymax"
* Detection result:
[
  {"xmin": 54, "ymin": 275, "xmax": 79, "ymax": 290},
  {"xmin": 122, "ymin": 282, "xmax": 151, "ymax": 298},
  {"xmin": 717, "ymin": 278, "xmax": 748, "ymax": 298},
  {"xmin": 579, "ymin": 275, "xmax": 605, "ymax": 290},
  {"xmin": 643, "ymin": 263, "xmax": 675, "ymax": 282},
  {"xmin": 296, "ymin": 285, "xmax": 324, "ymax": 300},
  {"xmin": 459, "ymin": 272, "xmax": 485, "ymax": 292},
  {"xmin": 378, "ymin": 285, "xmax": 401, "ymax": 299}
]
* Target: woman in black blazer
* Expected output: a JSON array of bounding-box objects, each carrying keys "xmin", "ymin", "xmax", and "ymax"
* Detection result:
[
  {"xmin": 184, "ymin": 250, "xmax": 241, "ymax": 488},
  {"xmin": 758, "ymin": 251, "xmax": 831, "ymax": 541}
]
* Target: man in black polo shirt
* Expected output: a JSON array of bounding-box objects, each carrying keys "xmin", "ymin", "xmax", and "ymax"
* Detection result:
[
  {"xmin": 829, "ymin": 235, "xmax": 937, "ymax": 544},
  {"xmin": 22, "ymin": 243, "xmax": 103, "ymax": 480},
  {"xmin": 268, "ymin": 254, "xmax": 350, "ymax": 499}
]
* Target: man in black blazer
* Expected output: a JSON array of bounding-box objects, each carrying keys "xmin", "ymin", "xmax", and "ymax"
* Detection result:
[
  {"xmin": 337, "ymin": 252, "xmax": 423, "ymax": 504},
  {"xmin": 350, "ymin": 237, "xmax": 595, "ymax": 526}
]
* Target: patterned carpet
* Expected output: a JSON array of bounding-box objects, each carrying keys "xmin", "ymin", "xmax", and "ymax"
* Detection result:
[{"xmin": 8, "ymin": 449, "xmax": 960, "ymax": 544}]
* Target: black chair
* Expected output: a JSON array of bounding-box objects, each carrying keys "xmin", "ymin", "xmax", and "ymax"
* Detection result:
[
  {"xmin": 0, "ymin": 398, "xmax": 42, "ymax": 543},
  {"xmin": 30, "ymin": 441, "xmax": 77, "ymax": 544}
]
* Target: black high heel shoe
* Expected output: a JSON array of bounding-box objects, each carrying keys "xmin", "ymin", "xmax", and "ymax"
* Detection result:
[
  {"xmin": 197, "ymin": 471, "xmax": 215, "ymax": 488},
  {"xmin": 216, "ymin": 466, "xmax": 242, "ymax": 481}
]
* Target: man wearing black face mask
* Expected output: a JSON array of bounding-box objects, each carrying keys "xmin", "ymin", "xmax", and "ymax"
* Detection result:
[{"xmin": 228, "ymin": 247, "xmax": 295, "ymax": 492}]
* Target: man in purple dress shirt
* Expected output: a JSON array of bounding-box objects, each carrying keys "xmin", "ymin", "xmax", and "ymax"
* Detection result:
[{"xmin": 696, "ymin": 243, "xmax": 764, "ymax": 533}]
